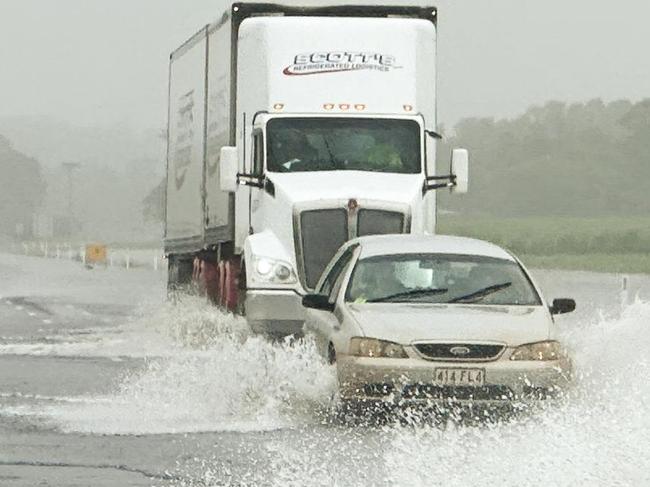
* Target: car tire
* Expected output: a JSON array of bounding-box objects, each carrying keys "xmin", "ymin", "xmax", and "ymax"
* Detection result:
[{"xmin": 327, "ymin": 343, "xmax": 336, "ymax": 365}]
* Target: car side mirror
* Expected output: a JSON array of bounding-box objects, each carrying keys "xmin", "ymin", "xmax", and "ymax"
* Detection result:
[
  {"xmin": 302, "ymin": 294, "xmax": 335, "ymax": 312},
  {"xmin": 550, "ymin": 298, "xmax": 576, "ymax": 315},
  {"xmin": 220, "ymin": 146, "xmax": 239, "ymax": 193},
  {"xmin": 450, "ymin": 148, "xmax": 469, "ymax": 194}
]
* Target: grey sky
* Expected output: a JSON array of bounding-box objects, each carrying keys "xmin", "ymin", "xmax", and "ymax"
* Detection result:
[{"xmin": 1, "ymin": 0, "xmax": 649, "ymax": 131}]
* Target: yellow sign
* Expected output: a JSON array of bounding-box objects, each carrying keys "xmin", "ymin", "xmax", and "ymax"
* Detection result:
[{"xmin": 85, "ymin": 244, "xmax": 107, "ymax": 264}]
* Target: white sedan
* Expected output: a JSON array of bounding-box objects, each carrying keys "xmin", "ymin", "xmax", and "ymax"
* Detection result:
[{"xmin": 302, "ymin": 234, "xmax": 575, "ymax": 405}]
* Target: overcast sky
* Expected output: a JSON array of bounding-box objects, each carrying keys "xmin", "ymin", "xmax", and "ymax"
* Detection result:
[{"xmin": 1, "ymin": 0, "xmax": 649, "ymax": 131}]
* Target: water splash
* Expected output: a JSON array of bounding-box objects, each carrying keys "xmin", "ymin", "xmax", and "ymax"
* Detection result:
[
  {"xmin": 52, "ymin": 299, "xmax": 335, "ymax": 434},
  {"xmin": 164, "ymin": 300, "xmax": 650, "ymax": 487},
  {"xmin": 382, "ymin": 300, "xmax": 650, "ymax": 487},
  {"xmin": 5, "ymin": 283, "xmax": 650, "ymax": 486}
]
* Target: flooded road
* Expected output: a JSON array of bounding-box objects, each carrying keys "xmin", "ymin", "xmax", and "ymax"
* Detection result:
[{"xmin": 1, "ymin": 252, "xmax": 649, "ymax": 486}]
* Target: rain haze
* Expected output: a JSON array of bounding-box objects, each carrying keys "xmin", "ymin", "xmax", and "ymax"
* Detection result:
[
  {"xmin": 1, "ymin": 1, "xmax": 649, "ymax": 486},
  {"xmin": 1, "ymin": 0, "xmax": 650, "ymax": 129}
]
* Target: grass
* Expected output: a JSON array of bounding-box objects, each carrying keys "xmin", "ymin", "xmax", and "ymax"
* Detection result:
[
  {"xmin": 437, "ymin": 215, "xmax": 650, "ymax": 274},
  {"xmin": 518, "ymin": 253, "xmax": 650, "ymax": 275}
]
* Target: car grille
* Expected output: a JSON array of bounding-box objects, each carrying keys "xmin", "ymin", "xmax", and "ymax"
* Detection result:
[
  {"xmin": 357, "ymin": 209, "xmax": 405, "ymax": 237},
  {"xmin": 299, "ymin": 209, "xmax": 348, "ymax": 289},
  {"xmin": 402, "ymin": 384, "xmax": 514, "ymax": 401},
  {"xmin": 414, "ymin": 343, "xmax": 505, "ymax": 361}
]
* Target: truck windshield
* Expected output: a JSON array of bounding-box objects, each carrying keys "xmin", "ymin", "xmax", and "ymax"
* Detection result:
[{"xmin": 266, "ymin": 118, "xmax": 421, "ymax": 174}]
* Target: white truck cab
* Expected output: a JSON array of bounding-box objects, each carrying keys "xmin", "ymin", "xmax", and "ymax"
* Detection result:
[{"xmin": 165, "ymin": 3, "xmax": 469, "ymax": 336}]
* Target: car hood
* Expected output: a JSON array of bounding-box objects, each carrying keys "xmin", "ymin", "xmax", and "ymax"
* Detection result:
[{"xmin": 346, "ymin": 303, "xmax": 551, "ymax": 346}]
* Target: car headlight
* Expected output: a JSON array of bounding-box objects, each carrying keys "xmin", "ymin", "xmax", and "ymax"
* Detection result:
[
  {"xmin": 349, "ymin": 337, "xmax": 408, "ymax": 359},
  {"xmin": 510, "ymin": 341, "xmax": 565, "ymax": 361},
  {"xmin": 252, "ymin": 257, "xmax": 297, "ymax": 284}
]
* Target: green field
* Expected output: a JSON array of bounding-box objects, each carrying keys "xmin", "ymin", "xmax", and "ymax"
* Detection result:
[{"xmin": 437, "ymin": 215, "xmax": 650, "ymax": 274}]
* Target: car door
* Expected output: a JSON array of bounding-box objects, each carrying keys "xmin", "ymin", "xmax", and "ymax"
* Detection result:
[{"xmin": 305, "ymin": 245, "xmax": 358, "ymax": 357}]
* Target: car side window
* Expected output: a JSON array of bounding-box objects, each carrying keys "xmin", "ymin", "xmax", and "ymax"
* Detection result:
[
  {"xmin": 319, "ymin": 246, "xmax": 356, "ymax": 298},
  {"xmin": 329, "ymin": 259, "xmax": 353, "ymax": 303}
]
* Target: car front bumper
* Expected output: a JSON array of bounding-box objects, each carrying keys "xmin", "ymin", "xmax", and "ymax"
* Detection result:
[
  {"xmin": 337, "ymin": 354, "xmax": 573, "ymax": 404},
  {"xmin": 246, "ymin": 289, "xmax": 305, "ymax": 337}
]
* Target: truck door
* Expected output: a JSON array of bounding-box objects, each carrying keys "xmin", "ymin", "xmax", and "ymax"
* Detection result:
[{"xmin": 249, "ymin": 130, "xmax": 264, "ymax": 233}]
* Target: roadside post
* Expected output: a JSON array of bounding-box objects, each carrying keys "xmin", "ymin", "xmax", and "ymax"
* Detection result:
[{"xmin": 620, "ymin": 275, "xmax": 630, "ymax": 311}]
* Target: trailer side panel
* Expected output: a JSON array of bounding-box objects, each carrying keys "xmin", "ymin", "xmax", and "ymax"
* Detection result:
[{"xmin": 165, "ymin": 29, "xmax": 209, "ymax": 253}]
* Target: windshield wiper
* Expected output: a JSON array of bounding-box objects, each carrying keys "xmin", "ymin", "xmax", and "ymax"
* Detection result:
[
  {"xmin": 323, "ymin": 136, "xmax": 343, "ymax": 169},
  {"xmin": 448, "ymin": 282, "xmax": 512, "ymax": 304},
  {"xmin": 367, "ymin": 288, "xmax": 449, "ymax": 303}
]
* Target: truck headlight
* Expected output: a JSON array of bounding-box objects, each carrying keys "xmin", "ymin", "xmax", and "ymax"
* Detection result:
[
  {"xmin": 510, "ymin": 341, "xmax": 565, "ymax": 361},
  {"xmin": 349, "ymin": 338, "xmax": 408, "ymax": 359},
  {"xmin": 252, "ymin": 257, "xmax": 297, "ymax": 284}
]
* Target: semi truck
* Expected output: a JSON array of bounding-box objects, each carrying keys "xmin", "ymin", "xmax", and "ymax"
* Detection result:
[{"xmin": 164, "ymin": 1, "xmax": 469, "ymax": 336}]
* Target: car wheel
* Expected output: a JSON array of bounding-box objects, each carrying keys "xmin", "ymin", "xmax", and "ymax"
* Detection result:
[{"xmin": 327, "ymin": 343, "xmax": 336, "ymax": 365}]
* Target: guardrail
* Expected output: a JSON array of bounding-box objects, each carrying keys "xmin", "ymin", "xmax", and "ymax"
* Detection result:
[{"xmin": 19, "ymin": 241, "xmax": 166, "ymax": 271}]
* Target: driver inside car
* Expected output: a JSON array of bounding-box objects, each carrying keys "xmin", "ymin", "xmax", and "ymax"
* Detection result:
[{"xmin": 351, "ymin": 261, "xmax": 407, "ymax": 303}]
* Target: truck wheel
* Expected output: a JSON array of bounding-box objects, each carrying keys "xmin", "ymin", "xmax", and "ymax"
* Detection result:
[
  {"xmin": 235, "ymin": 260, "xmax": 247, "ymax": 316},
  {"xmin": 201, "ymin": 259, "xmax": 221, "ymax": 305},
  {"xmin": 223, "ymin": 258, "xmax": 241, "ymax": 312},
  {"xmin": 167, "ymin": 255, "xmax": 194, "ymax": 298},
  {"xmin": 217, "ymin": 260, "xmax": 227, "ymax": 307}
]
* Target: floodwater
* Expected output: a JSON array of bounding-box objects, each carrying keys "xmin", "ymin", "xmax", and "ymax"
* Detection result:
[{"xmin": 0, "ymin": 252, "xmax": 649, "ymax": 486}]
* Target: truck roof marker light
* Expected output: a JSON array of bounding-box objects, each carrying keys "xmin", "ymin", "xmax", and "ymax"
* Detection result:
[
  {"xmin": 403, "ymin": 104, "xmax": 414, "ymax": 112},
  {"xmin": 339, "ymin": 104, "xmax": 350, "ymax": 111},
  {"xmin": 355, "ymin": 104, "xmax": 366, "ymax": 111},
  {"xmin": 323, "ymin": 103, "xmax": 335, "ymax": 111},
  {"xmin": 273, "ymin": 103, "xmax": 285, "ymax": 111}
]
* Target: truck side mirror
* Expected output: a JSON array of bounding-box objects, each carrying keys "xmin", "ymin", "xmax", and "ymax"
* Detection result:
[
  {"xmin": 450, "ymin": 149, "xmax": 469, "ymax": 194},
  {"xmin": 220, "ymin": 146, "xmax": 239, "ymax": 193}
]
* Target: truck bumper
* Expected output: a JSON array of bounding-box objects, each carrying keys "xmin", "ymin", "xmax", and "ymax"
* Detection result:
[{"xmin": 246, "ymin": 289, "xmax": 305, "ymax": 337}]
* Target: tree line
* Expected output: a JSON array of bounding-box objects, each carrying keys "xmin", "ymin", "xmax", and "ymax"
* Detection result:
[
  {"xmin": 0, "ymin": 135, "xmax": 44, "ymax": 239},
  {"xmin": 439, "ymin": 98, "xmax": 650, "ymax": 217}
]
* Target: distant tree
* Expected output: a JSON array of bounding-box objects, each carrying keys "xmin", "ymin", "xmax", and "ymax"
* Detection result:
[
  {"xmin": 142, "ymin": 179, "xmax": 165, "ymax": 223},
  {"xmin": 0, "ymin": 135, "xmax": 46, "ymax": 238},
  {"xmin": 439, "ymin": 98, "xmax": 650, "ymax": 217}
]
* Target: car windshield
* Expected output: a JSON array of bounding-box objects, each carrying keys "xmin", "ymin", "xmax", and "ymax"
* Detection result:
[
  {"xmin": 345, "ymin": 253, "xmax": 541, "ymax": 306},
  {"xmin": 266, "ymin": 118, "xmax": 421, "ymax": 174}
]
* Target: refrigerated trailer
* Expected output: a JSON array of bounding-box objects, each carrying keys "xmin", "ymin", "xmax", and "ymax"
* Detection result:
[{"xmin": 165, "ymin": 2, "xmax": 469, "ymax": 336}]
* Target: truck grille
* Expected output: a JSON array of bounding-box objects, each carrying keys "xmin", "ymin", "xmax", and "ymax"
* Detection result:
[
  {"xmin": 299, "ymin": 209, "xmax": 348, "ymax": 289},
  {"xmin": 357, "ymin": 209, "xmax": 405, "ymax": 236},
  {"xmin": 414, "ymin": 343, "xmax": 505, "ymax": 362},
  {"xmin": 297, "ymin": 206, "xmax": 408, "ymax": 290}
]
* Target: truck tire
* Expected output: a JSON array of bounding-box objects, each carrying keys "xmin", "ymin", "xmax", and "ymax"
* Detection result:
[
  {"xmin": 200, "ymin": 259, "xmax": 220, "ymax": 305},
  {"xmin": 236, "ymin": 260, "xmax": 247, "ymax": 315},
  {"xmin": 223, "ymin": 258, "xmax": 241, "ymax": 312},
  {"xmin": 167, "ymin": 255, "xmax": 194, "ymax": 298}
]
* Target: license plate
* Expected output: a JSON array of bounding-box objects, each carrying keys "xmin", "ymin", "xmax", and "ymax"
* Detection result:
[{"xmin": 435, "ymin": 368, "xmax": 485, "ymax": 386}]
